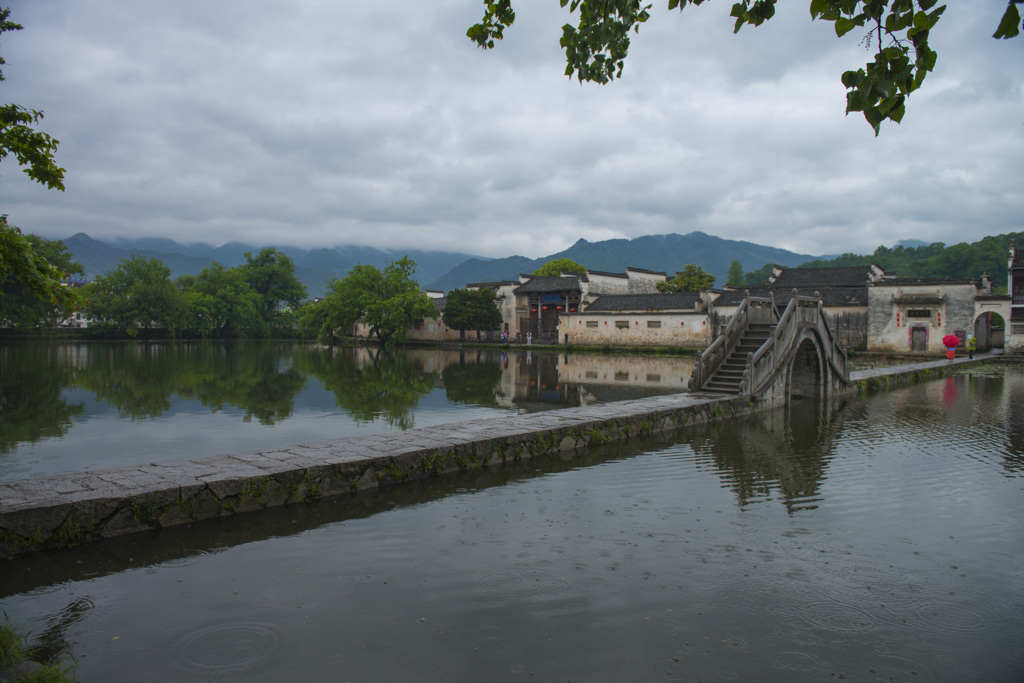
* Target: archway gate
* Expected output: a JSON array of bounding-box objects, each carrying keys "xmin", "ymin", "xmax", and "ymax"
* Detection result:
[{"xmin": 690, "ymin": 290, "xmax": 851, "ymax": 403}]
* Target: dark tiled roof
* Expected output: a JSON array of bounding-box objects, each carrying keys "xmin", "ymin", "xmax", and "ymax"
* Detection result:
[
  {"xmin": 625, "ymin": 266, "xmax": 668, "ymax": 276},
  {"xmin": 770, "ymin": 266, "xmax": 874, "ymax": 287},
  {"xmin": 514, "ymin": 276, "xmax": 582, "ymax": 294},
  {"xmin": 584, "ymin": 270, "xmax": 628, "ymax": 279},
  {"xmin": 466, "ymin": 280, "xmax": 519, "ymax": 289},
  {"xmin": 584, "ymin": 293, "xmax": 702, "ymax": 312},
  {"xmin": 867, "ymin": 278, "xmax": 978, "ymax": 286},
  {"xmin": 713, "ymin": 286, "xmax": 868, "ymax": 308}
]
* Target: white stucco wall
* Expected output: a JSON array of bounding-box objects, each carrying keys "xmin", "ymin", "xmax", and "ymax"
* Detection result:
[{"xmin": 560, "ymin": 312, "xmax": 711, "ymax": 347}]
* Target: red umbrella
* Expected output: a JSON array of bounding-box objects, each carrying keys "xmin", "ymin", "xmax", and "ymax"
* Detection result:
[{"xmin": 942, "ymin": 334, "xmax": 960, "ymax": 348}]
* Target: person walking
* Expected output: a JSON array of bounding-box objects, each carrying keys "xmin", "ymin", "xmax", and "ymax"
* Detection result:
[{"xmin": 968, "ymin": 335, "xmax": 976, "ymax": 360}]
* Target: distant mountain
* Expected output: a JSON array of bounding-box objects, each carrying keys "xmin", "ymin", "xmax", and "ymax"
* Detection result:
[
  {"xmin": 426, "ymin": 232, "xmax": 822, "ymax": 291},
  {"xmin": 66, "ymin": 234, "xmax": 480, "ymax": 298},
  {"xmin": 61, "ymin": 231, "xmax": 830, "ymax": 298}
]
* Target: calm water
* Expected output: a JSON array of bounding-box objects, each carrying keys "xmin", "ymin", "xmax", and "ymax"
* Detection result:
[
  {"xmin": 1, "ymin": 367, "xmax": 1022, "ymax": 681},
  {"xmin": 0, "ymin": 341, "xmax": 694, "ymax": 482}
]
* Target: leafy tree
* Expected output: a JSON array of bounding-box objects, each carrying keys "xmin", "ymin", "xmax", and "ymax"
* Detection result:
[
  {"xmin": 0, "ymin": 9, "xmax": 80, "ymax": 310},
  {"xmin": 657, "ymin": 263, "xmax": 715, "ymax": 292},
  {"xmin": 178, "ymin": 262, "xmax": 266, "ymax": 338},
  {"xmin": 239, "ymin": 248, "xmax": 307, "ymax": 334},
  {"xmin": 0, "ymin": 230, "xmax": 83, "ymax": 329},
  {"xmin": 743, "ymin": 262, "xmax": 776, "ymax": 286},
  {"xmin": 793, "ymin": 231, "xmax": 1024, "ymax": 287},
  {"xmin": 532, "ymin": 258, "xmax": 587, "ymax": 277},
  {"xmin": 469, "ymin": 0, "xmax": 1022, "ymax": 134},
  {"xmin": 85, "ymin": 255, "xmax": 184, "ymax": 337},
  {"xmin": 726, "ymin": 259, "xmax": 745, "ymax": 287},
  {"xmin": 315, "ymin": 256, "xmax": 438, "ymax": 347},
  {"xmin": 442, "ymin": 288, "xmax": 503, "ymax": 340}
]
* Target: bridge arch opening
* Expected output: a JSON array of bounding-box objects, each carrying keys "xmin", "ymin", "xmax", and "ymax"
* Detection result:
[{"xmin": 789, "ymin": 336, "xmax": 824, "ymax": 399}]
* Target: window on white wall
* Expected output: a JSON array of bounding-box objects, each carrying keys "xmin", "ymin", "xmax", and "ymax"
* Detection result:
[{"xmin": 647, "ymin": 320, "xmax": 662, "ymax": 329}]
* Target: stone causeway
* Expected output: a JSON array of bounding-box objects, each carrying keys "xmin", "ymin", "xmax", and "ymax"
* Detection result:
[{"xmin": 0, "ymin": 356, "xmax": 990, "ymax": 557}]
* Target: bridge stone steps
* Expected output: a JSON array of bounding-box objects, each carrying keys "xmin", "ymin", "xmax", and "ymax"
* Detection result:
[{"xmin": 701, "ymin": 323, "xmax": 773, "ymax": 393}]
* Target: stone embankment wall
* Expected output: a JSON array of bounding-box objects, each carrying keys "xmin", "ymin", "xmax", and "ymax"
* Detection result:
[{"xmin": 0, "ymin": 357, "xmax": 992, "ymax": 558}]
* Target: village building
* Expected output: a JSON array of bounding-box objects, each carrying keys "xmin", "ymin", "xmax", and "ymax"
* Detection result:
[
  {"xmin": 347, "ymin": 254, "xmax": 1017, "ymax": 356},
  {"xmin": 468, "ymin": 267, "xmax": 668, "ymax": 343},
  {"xmin": 560, "ymin": 292, "xmax": 714, "ymax": 347},
  {"xmin": 866, "ymin": 275, "xmax": 999, "ymax": 354}
]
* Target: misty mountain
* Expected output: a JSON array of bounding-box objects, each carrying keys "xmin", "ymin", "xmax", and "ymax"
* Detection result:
[
  {"xmin": 425, "ymin": 232, "xmax": 824, "ymax": 291},
  {"xmin": 62, "ymin": 231, "xmax": 828, "ymax": 298},
  {"xmin": 67, "ymin": 234, "xmax": 482, "ymax": 298}
]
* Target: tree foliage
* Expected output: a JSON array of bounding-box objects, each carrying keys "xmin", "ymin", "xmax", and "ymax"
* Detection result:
[
  {"xmin": 239, "ymin": 248, "xmax": 307, "ymax": 334},
  {"xmin": 178, "ymin": 262, "xmax": 265, "ymax": 338},
  {"xmin": 442, "ymin": 288, "xmax": 504, "ymax": 339},
  {"xmin": 532, "ymin": 258, "xmax": 588, "ymax": 277},
  {"xmin": 743, "ymin": 262, "xmax": 776, "ymax": 286},
  {"xmin": 726, "ymin": 259, "xmax": 745, "ymax": 287},
  {"xmin": 310, "ymin": 256, "xmax": 438, "ymax": 347},
  {"xmin": 469, "ymin": 0, "xmax": 1023, "ymax": 134},
  {"xmin": 657, "ymin": 263, "xmax": 716, "ymax": 292},
  {"xmin": 0, "ymin": 223, "xmax": 83, "ymax": 329},
  {"xmin": 797, "ymin": 232, "xmax": 1023, "ymax": 289},
  {"xmin": 0, "ymin": 9, "xmax": 78, "ymax": 312},
  {"xmin": 84, "ymin": 256, "xmax": 184, "ymax": 336}
]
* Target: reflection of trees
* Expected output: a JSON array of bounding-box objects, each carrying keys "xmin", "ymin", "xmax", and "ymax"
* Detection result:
[
  {"xmin": 688, "ymin": 398, "xmax": 845, "ymax": 512},
  {"xmin": 0, "ymin": 343, "xmax": 84, "ymax": 451},
  {"xmin": 300, "ymin": 346, "xmax": 438, "ymax": 429},
  {"xmin": 441, "ymin": 350, "xmax": 503, "ymax": 406},
  {"xmin": 76, "ymin": 343, "xmax": 183, "ymax": 419},
  {"xmin": 176, "ymin": 343, "xmax": 306, "ymax": 425},
  {"xmin": 68, "ymin": 342, "xmax": 307, "ymax": 425}
]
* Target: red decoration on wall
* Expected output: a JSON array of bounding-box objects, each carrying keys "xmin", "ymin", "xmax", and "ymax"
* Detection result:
[
  {"xmin": 896, "ymin": 312, "xmax": 900, "ymax": 327},
  {"xmin": 937, "ymin": 311, "xmax": 942, "ymax": 327}
]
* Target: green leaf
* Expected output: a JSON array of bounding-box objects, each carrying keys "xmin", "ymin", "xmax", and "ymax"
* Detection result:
[
  {"xmin": 834, "ymin": 17, "xmax": 857, "ymax": 37},
  {"xmin": 994, "ymin": 3, "xmax": 1021, "ymax": 39},
  {"xmin": 841, "ymin": 69, "xmax": 864, "ymax": 88}
]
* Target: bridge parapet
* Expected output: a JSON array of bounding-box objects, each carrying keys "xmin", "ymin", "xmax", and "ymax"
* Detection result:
[{"xmin": 693, "ymin": 289, "xmax": 850, "ymax": 401}]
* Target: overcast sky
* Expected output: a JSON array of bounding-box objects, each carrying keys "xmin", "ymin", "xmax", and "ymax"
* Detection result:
[{"xmin": 1, "ymin": 0, "xmax": 1021, "ymax": 259}]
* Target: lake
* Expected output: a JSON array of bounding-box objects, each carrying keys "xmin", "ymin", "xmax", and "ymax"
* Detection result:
[
  {"xmin": 0, "ymin": 364, "xmax": 1021, "ymax": 681},
  {"xmin": 0, "ymin": 340, "xmax": 696, "ymax": 482}
]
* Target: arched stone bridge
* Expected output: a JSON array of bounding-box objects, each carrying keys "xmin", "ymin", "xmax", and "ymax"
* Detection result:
[{"xmin": 690, "ymin": 290, "xmax": 851, "ymax": 403}]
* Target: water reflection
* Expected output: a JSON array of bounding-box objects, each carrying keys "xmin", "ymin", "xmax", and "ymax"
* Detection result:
[
  {"xmin": 688, "ymin": 398, "xmax": 846, "ymax": 512},
  {"xmin": 0, "ymin": 341, "xmax": 692, "ymax": 479},
  {"xmin": 1, "ymin": 370, "xmax": 1022, "ymax": 681}
]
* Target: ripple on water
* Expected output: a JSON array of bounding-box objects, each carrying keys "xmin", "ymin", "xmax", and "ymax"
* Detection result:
[{"xmin": 177, "ymin": 620, "xmax": 282, "ymax": 673}]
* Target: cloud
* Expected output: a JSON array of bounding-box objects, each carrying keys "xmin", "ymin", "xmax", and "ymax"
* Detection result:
[{"xmin": 1, "ymin": 0, "xmax": 1021, "ymax": 260}]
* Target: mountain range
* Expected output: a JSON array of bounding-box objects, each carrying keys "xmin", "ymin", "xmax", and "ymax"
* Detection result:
[{"xmin": 62, "ymin": 231, "xmax": 828, "ymax": 298}]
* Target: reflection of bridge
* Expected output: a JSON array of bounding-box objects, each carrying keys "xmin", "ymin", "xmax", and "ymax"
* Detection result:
[{"xmin": 690, "ymin": 291, "xmax": 851, "ymax": 402}]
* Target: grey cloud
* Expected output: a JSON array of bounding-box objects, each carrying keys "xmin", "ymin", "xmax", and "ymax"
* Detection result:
[{"xmin": 0, "ymin": 0, "xmax": 1021, "ymax": 260}]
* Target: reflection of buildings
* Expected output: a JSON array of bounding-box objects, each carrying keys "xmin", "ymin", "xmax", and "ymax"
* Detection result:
[{"xmin": 380, "ymin": 348, "xmax": 688, "ymax": 412}]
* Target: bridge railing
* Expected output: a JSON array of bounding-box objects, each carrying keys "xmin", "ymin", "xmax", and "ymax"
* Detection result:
[
  {"xmin": 747, "ymin": 290, "xmax": 824, "ymax": 395},
  {"xmin": 692, "ymin": 291, "xmax": 777, "ymax": 391},
  {"xmin": 744, "ymin": 289, "xmax": 849, "ymax": 396},
  {"xmin": 691, "ymin": 296, "xmax": 747, "ymax": 390}
]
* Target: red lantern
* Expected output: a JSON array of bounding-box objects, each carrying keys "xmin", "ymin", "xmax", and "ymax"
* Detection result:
[
  {"xmin": 937, "ymin": 311, "xmax": 942, "ymax": 327},
  {"xmin": 896, "ymin": 311, "xmax": 901, "ymax": 327}
]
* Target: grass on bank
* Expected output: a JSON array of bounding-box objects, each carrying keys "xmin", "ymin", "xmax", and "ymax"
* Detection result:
[{"xmin": 0, "ymin": 620, "xmax": 75, "ymax": 682}]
